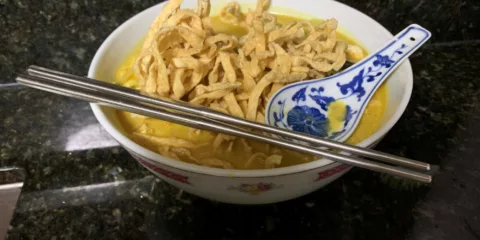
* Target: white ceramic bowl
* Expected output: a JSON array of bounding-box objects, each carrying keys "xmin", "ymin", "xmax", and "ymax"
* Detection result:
[{"xmin": 89, "ymin": 0, "xmax": 413, "ymax": 204}]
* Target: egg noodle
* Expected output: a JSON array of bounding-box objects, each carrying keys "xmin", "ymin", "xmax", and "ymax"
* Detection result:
[{"xmin": 119, "ymin": 0, "xmax": 365, "ymax": 169}]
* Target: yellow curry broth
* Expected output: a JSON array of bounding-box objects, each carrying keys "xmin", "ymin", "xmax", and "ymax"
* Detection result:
[{"xmin": 115, "ymin": 14, "xmax": 387, "ymax": 169}]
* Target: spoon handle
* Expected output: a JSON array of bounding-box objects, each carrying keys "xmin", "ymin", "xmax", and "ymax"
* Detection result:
[{"xmin": 356, "ymin": 24, "xmax": 431, "ymax": 77}]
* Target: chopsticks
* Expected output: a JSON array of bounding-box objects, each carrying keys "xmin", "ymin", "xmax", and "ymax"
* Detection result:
[
  {"xmin": 17, "ymin": 65, "xmax": 433, "ymax": 183},
  {"xmin": 27, "ymin": 66, "xmax": 430, "ymax": 170}
]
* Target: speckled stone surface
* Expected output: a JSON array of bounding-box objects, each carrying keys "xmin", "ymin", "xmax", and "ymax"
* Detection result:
[
  {"xmin": 337, "ymin": 0, "xmax": 480, "ymax": 42},
  {"xmin": 1, "ymin": 0, "xmax": 480, "ymax": 239}
]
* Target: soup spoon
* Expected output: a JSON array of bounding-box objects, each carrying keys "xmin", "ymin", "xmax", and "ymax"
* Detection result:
[{"xmin": 266, "ymin": 24, "xmax": 431, "ymax": 142}]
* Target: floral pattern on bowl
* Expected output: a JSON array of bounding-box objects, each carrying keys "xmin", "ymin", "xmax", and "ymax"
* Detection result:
[
  {"xmin": 316, "ymin": 164, "xmax": 352, "ymax": 181},
  {"xmin": 228, "ymin": 183, "xmax": 283, "ymax": 195},
  {"xmin": 132, "ymin": 153, "xmax": 191, "ymax": 184}
]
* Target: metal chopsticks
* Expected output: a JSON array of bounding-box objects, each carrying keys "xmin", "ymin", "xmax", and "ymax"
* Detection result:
[
  {"xmin": 16, "ymin": 66, "xmax": 433, "ymax": 183},
  {"xmin": 27, "ymin": 66, "xmax": 430, "ymax": 170}
]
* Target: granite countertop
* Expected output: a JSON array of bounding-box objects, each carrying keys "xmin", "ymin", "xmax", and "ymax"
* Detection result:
[{"xmin": 1, "ymin": 0, "xmax": 480, "ymax": 239}]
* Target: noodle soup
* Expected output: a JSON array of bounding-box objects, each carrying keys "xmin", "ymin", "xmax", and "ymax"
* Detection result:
[{"xmin": 114, "ymin": 3, "xmax": 387, "ymax": 170}]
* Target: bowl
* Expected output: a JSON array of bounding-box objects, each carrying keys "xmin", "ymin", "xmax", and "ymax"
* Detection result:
[{"xmin": 89, "ymin": 0, "xmax": 413, "ymax": 204}]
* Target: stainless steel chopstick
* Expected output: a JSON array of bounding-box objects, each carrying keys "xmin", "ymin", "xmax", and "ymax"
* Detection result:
[
  {"xmin": 16, "ymin": 74, "xmax": 432, "ymax": 183},
  {"xmin": 26, "ymin": 65, "xmax": 430, "ymax": 171}
]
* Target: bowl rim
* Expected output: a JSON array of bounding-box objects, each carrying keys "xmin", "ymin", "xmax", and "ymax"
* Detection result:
[{"xmin": 88, "ymin": 0, "xmax": 413, "ymax": 178}]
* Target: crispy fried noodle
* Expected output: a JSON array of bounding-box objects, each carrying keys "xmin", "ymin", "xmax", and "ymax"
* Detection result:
[{"xmin": 126, "ymin": 0, "xmax": 363, "ymax": 169}]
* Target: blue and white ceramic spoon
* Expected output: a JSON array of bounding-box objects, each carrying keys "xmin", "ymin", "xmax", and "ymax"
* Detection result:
[{"xmin": 266, "ymin": 24, "xmax": 431, "ymax": 142}]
